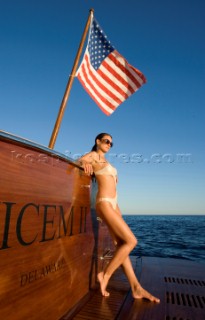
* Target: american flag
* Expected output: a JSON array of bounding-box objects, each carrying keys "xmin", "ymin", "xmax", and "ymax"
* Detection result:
[{"xmin": 76, "ymin": 16, "xmax": 146, "ymax": 116}]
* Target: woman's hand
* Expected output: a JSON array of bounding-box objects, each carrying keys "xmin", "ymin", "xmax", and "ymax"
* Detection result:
[
  {"xmin": 78, "ymin": 152, "xmax": 95, "ymax": 175},
  {"xmin": 82, "ymin": 162, "xmax": 94, "ymax": 175}
]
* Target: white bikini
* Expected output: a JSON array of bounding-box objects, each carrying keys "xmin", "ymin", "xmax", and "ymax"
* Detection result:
[{"xmin": 95, "ymin": 163, "xmax": 118, "ymax": 210}]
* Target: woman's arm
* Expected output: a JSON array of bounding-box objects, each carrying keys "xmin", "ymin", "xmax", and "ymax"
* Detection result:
[{"xmin": 77, "ymin": 151, "xmax": 96, "ymax": 175}]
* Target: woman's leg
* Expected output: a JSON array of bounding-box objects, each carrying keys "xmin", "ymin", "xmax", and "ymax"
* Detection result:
[
  {"xmin": 120, "ymin": 254, "xmax": 160, "ymax": 302},
  {"xmin": 96, "ymin": 201, "xmax": 137, "ymax": 296},
  {"xmin": 97, "ymin": 203, "xmax": 160, "ymax": 302}
]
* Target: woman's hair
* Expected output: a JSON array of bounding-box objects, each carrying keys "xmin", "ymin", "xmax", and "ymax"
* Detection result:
[{"xmin": 91, "ymin": 133, "xmax": 112, "ymax": 151}]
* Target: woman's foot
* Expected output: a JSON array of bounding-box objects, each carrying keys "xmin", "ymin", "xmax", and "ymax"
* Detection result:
[
  {"xmin": 132, "ymin": 285, "xmax": 160, "ymax": 303},
  {"xmin": 97, "ymin": 272, "xmax": 110, "ymax": 297}
]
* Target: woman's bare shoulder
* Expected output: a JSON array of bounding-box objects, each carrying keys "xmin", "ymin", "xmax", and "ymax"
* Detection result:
[{"xmin": 78, "ymin": 151, "xmax": 98, "ymax": 164}]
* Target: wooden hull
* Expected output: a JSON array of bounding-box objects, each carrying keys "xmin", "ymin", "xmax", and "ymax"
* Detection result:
[{"xmin": 0, "ymin": 131, "xmax": 112, "ymax": 319}]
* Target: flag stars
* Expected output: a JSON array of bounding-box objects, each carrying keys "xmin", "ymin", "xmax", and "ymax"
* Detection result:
[{"xmin": 88, "ymin": 18, "xmax": 115, "ymax": 70}]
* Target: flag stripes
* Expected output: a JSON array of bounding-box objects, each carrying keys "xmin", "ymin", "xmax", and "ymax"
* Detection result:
[{"xmin": 76, "ymin": 16, "xmax": 146, "ymax": 115}]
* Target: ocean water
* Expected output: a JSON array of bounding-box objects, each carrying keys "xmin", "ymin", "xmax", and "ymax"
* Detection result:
[{"xmin": 123, "ymin": 215, "xmax": 205, "ymax": 264}]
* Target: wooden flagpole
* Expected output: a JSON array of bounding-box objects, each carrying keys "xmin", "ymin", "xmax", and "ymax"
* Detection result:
[{"xmin": 48, "ymin": 8, "xmax": 94, "ymax": 149}]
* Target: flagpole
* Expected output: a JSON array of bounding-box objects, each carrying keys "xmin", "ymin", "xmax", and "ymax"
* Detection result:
[{"xmin": 48, "ymin": 8, "xmax": 94, "ymax": 149}]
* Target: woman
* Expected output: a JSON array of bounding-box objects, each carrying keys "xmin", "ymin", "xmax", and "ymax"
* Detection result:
[{"xmin": 78, "ymin": 133, "xmax": 160, "ymax": 303}]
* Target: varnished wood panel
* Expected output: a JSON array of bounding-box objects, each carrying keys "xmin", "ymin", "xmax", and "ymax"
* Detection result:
[{"xmin": 0, "ymin": 135, "xmax": 113, "ymax": 320}]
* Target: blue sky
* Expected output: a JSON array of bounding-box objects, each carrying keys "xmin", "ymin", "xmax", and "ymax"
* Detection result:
[{"xmin": 1, "ymin": 0, "xmax": 204, "ymax": 214}]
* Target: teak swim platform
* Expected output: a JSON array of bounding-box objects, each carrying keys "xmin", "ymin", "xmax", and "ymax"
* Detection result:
[
  {"xmin": 67, "ymin": 257, "xmax": 205, "ymax": 320},
  {"xmin": 0, "ymin": 131, "xmax": 204, "ymax": 320}
]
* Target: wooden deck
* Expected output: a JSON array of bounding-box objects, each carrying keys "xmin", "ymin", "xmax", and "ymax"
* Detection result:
[
  {"xmin": 61, "ymin": 256, "xmax": 135, "ymax": 320},
  {"xmin": 62, "ymin": 256, "xmax": 205, "ymax": 320}
]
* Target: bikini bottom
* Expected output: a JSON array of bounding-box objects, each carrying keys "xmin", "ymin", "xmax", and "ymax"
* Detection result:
[{"xmin": 96, "ymin": 194, "xmax": 117, "ymax": 211}]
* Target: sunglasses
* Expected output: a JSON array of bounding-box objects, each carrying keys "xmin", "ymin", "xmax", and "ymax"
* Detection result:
[{"xmin": 101, "ymin": 138, "xmax": 113, "ymax": 147}]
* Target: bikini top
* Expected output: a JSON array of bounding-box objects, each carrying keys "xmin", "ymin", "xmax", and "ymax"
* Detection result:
[{"xmin": 95, "ymin": 163, "xmax": 117, "ymax": 177}]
